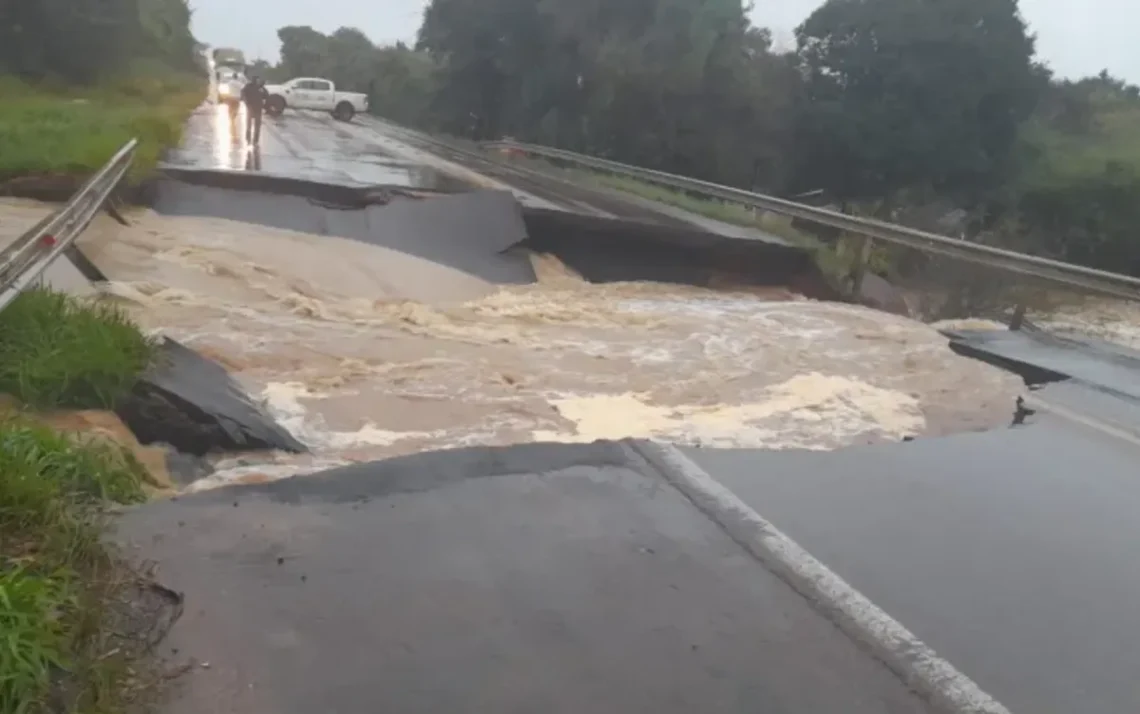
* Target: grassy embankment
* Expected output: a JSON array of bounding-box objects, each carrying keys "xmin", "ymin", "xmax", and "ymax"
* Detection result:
[
  {"xmin": 0, "ymin": 72, "xmax": 203, "ymax": 184},
  {"xmin": 0, "ymin": 289, "xmax": 160, "ymax": 714},
  {"xmin": 1, "ymin": 71, "xmax": 196, "ymax": 713}
]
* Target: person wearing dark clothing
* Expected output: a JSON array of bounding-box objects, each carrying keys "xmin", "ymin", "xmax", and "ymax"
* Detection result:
[{"xmin": 241, "ymin": 77, "xmax": 269, "ymax": 145}]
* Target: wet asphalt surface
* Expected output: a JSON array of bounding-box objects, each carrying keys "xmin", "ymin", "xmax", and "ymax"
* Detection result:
[
  {"xmin": 164, "ymin": 105, "xmax": 470, "ymax": 192},
  {"xmin": 118, "ymin": 443, "xmax": 933, "ymax": 714},
  {"xmin": 688, "ymin": 411, "xmax": 1140, "ymax": 714},
  {"xmin": 130, "ymin": 102, "xmax": 1140, "ymax": 713}
]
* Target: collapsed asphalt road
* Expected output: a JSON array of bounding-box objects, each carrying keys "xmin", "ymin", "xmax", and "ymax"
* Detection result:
[{"xmin": 45, "ymin": 103, "xmax": 1139, "ymax": 713}]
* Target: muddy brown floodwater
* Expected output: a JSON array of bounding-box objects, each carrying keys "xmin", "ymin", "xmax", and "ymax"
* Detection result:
[{"xmin": 3, "ymin": 198, "xmax": 1025, "ymax": 490}]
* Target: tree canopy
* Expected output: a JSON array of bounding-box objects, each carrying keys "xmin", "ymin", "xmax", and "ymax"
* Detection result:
[
  {"xmin": 791, "ymin": 0, "xmax": 1042, "ymax": 205},
  {"xmin": 415, "ymin": 0, "xmax": 793, "ymax": 186},
  {"xmin": 0, "ymin": 0, "xmax": 198, "ymax": 83}
]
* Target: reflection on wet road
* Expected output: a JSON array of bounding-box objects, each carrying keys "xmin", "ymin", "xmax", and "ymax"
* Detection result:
[
  {"xmin": 164, "ymin": 104, "xmax": 575, "ymax": 210},
  {"xmin": 163, "ymin": 104, "xmax": 468, "ymax": 190}
]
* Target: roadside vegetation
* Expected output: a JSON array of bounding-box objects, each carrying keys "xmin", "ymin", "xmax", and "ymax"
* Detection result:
[
  {"xmin": 569, "ymin": 170, "xmax": 808, "ymax": 241},
  {"xmin": 0, "ymin": 74, "xmax": 204, "ymax": 182},
  {"xmin": 1, "ymin": 2, "xmax": 197, "ymax": 709},
  {"xmin": 0, "ymin": 289, "xmax": 158, "ymax": 714},
  {"xmin": 0, "ymin": 419, "xmax": 149, "ymax": 714},
  {"xmin": 0, "ymin": 1, "xmax": 205, "ymax": 183},
  {"xmin": 0, "ymin": 289, "xmax": 156, "ymax": 411}
]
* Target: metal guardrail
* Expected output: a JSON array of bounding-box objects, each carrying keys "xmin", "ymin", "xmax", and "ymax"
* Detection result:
[
  {"xmin": 0, "ymin": 139, "xmax": 138, "ymax": 311},
  {"xmin": 485, "ymin": 139, "xmax": 1140, "ymax": 304},
  {"xmin": 366, "ymin": 117, "xmax": 562, "ymax": 196}
]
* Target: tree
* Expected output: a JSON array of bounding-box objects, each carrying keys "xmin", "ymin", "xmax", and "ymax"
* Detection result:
[
  {"xmin": 792, "ymin": 0, "xmax": 1042, "ymax": 206},
  {"xmin": 418, "ymin": 0, "xmax": 540, "ymax": 138},
  {"xmin": 0, "ymin": 0, "xmax": 198, "ymax": 83},
  {"xmin": 415, "ymin": 0, "xmax": 797, "ymax": 187},
  {"xmin": 277, "ymin": 26, "xmax": 335, "ymax": 80},
  {"xmin": 370, "ymin": 44, "xmax": 441, "ymax": 127},
  {"xmin": 1009, "ymin": 69, "xmax": 1140, "ymax": 273}
]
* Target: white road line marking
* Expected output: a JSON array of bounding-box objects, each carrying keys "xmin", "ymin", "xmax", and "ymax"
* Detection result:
[
  {"xmin": 1023, "ymin": 393, "xmax": 1140, "ymax": 447},
  {"xmin": 630, "ymin": 440, "xmax": 1014, "ymax": 714}
]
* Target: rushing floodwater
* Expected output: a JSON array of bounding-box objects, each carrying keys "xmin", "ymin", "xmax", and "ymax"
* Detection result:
[{"xmin": 3, "ymin": 198, "xmax": 1027, "ymax": 490}]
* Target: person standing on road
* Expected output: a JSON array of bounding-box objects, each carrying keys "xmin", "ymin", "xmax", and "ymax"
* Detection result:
[{"xmin": 241, "ymin": 76, "xmax": 269, "ymax": 145}]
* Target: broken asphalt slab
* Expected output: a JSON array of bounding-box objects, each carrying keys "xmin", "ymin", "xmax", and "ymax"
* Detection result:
[
  {"xmin": 945, "ymin": 327, "xmax": 1140, "ymax": 397},
  {"xmin": 117, "ymin": 337, "xmax": 305, "ymax": 456},
  {"xmin": 115, "ymin": 440, "xmax": 978, "ymax": 714},
  {"xmin": 149, "ymin": 178, "xmax": 536, "ymax": 291},
  {"xmin": 522, "ymin": 208, "xmax": 835, "ymax": 297},
  {"xmin": 154, "ymin": 111, "xmax": 834, "ymax": 296},
  {"xmin": 946, "ymin": 327, "xmax": 1140, "ymax": 439},
  {"xmin": 149, "ymin": 170, "xmax": 834, "ymax": 297}
]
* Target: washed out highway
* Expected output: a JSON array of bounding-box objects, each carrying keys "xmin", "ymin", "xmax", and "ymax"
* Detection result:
[
  {"xmin": 7, "ymin": 100, "xmax": 1140, "ymax": 713},
  {"xmin": 77, "ymin": 103, "xmax": 1026, "ymax": 486}
]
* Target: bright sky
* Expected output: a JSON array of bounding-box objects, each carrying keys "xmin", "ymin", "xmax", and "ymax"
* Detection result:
[{"xmin": 189, "ymin": 0, "xmax": 1139, "ymax": 83}]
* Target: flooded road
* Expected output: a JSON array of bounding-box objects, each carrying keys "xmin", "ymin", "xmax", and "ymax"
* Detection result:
[
  {"xmin": 6, "ymin": 104, "xmax": 1025, "ymax": 489},
  {"xmin": 76, "ymin": 204, "xmax": 1019, "ymax": 490}
]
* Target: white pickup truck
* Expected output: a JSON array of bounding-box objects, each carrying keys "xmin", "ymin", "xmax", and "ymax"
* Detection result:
[{"xmin": 263, "ymin": 78, "xmax": 369, "ymax": 122}]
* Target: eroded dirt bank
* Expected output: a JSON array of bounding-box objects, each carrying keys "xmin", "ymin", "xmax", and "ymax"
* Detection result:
[{"xmin": 55, "ymin": 203, "xmax": 1026, "ymax": 490}]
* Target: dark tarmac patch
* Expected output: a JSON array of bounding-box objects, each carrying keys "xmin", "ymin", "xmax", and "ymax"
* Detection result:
[{"xmin": 117, "ymin": 337, "xmax": 306, "ymax": 456}]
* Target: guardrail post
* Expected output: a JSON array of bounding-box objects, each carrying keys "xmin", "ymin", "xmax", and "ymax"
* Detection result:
[
  {"xmin": 849, "ymin": 235, "xmax": 875, "ymax": 298},
  {"xmin": 1009, "ymin": 302, "xmax": 1028, "ymax": 331},
  {"xmin": 104, "ymin": 195, "xmax": 130, "ymax": 226}
]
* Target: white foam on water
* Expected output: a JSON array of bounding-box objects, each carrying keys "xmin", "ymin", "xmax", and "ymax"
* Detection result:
[
  {"xmin": 1037, "ymin": 300, "xmax": 1140, "ymax": 349},
  {"xmin": 534, "ymin": 373, "xmax": 925, "ymax": 449},
  {"xmin": 930, "ymin": 318, "xmax": 1007, "ymax": 332},
  {"xmin": 261, "ymin": 381, "xmax": 439, "ymax": 451}
]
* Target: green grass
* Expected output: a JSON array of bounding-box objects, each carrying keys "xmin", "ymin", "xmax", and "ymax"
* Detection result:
[
  {"xmin": 0, "ymin": 289, "xmax": 157, "ymax": 411},
  {"xmin": 0, "ymin": 288, "xmax": 157, "ymax": 713},
  {"xmin": 582, "ymin": 170, "xmax": 792, "ymax": 228},
  {"xmin": 0, "ymin": 73, "xmax": 204, "ymax": 181},
  {"xmin": 1, "ymin": 417, "xmax": 148, "ymax": 714}
]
